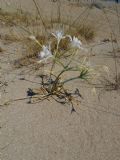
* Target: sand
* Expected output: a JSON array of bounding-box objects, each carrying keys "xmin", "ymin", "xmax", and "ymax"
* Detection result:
[{"xmin": 0, "ymin": 1, "xmax": 120, "ymax": 160}]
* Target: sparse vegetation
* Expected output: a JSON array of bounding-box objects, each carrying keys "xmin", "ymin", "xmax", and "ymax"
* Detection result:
[
  {"xmin": 22, "ymin": 29, "xmax": 105, "ymax": 112},
  {"xmin": 1, "ymin": 2, "xmax": 120, "ymax": 160},
  {"xmin": 0, "ymin": 8, "xmax": 34, "ymax": 26},
  {"xmin": 0, "ymin": 0, "xmax": 119, "ymax": 113}
]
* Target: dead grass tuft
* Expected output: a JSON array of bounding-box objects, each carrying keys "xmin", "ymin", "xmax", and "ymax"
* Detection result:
[
  {"xmin": 76, "ymin": 24, "xmax": 95, "ymax": 41},
  {"xmin": 14, "ymin": 57, "xmax": 36, "ymax": 68},
  {"xmin": 2, "ymin": 34, "xmax": 23, "ymax": 43},
  {"xmin": 0, "ymin": 9, "xmax": 34, "ymax": 26}
]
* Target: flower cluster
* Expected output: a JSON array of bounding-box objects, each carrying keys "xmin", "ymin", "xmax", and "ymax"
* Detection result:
[
  {"xmin": 29, "ymin": 31, "xmax": 84, "ymax": 63},
  {"xmin": 27, "ymin": 31, "xmax": 103, "ymax": 110}
]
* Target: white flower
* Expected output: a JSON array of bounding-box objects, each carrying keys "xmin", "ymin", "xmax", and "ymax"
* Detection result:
[
  {"xmin": 52, "ymin": 30, "xmax": 66, "ymax": 48},
  {"xmin": 38, "ymin": 45, "xmax": 52, "ymax": 62},
  {"xmin": 68, "ymin": 35, "xmax": 83, "ymax": 49}
]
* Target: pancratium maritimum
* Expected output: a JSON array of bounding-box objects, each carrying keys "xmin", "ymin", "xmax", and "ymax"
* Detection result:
[
  {"xmin": 52, "ymin": 30, "xmax": 66, "ymax": 49},
  {"xmin": 67, "ymin": 35, "xmax": 83, "ymax": 49},
  {"xmin": 38, "ymin": 45, "xmax": 53, "ymax": 63}
]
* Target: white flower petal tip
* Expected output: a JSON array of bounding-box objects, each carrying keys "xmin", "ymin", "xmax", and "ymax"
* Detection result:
[
  {"xmin": 38, "ymin": 45, "xmax": 53, "ymax": 61},
  {"xmin": 73, "ymin": 36, "xmax": 82, "ymax": 45},
  {"xmin": 29, "ymin": 35, "xmax": 36, "ymax": 41},
  {"xmin": 37, "ymin": 60, "xmax": 42, "ymax": 64},
  {"xmin": 37, "ymin": 55, "xmax": 52, "ymax": 64}
]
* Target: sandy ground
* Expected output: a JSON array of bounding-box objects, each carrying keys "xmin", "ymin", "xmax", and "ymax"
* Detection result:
[{"xmin": 0, "ymin": 1, "xmax": 120, "ymax": 160}]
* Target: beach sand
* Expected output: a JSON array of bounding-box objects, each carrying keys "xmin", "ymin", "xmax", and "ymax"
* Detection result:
[{"xmin": 0, "ymin": 1, "xmax": 120, "ymax": 160}]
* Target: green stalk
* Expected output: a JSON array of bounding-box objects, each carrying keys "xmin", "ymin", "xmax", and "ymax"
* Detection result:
[
  {"xmin": 61, "ymin": 76, "xmax": 87, "ymax": 85},
  {"xmin": 61, "ymin": 76, "xmax": 80, "ymax": 84}
]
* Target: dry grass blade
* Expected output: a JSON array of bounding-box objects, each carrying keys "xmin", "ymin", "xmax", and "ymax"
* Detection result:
[{"xmin": 32, "ymin": 0, "xmax": 47, "ymax": 32}]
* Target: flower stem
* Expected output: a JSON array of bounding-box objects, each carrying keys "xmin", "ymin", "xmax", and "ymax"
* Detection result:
[{"xmin": 61, "ymin": 76, "xmax": 80, "ymax": 84}]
